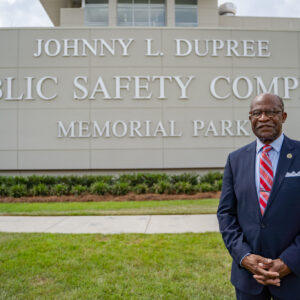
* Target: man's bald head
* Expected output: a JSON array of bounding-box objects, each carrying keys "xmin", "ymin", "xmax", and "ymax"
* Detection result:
[{"xmin": 250, "ymin": 93, "xmax": 284, "ymax": 112}]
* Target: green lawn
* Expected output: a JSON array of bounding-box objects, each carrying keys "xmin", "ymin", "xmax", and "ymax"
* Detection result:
[
  {"xmin": 0, "ymin": 232, "xmax": 234, "ymax": 299},
  {"xmin": 0, "ymin": 199, "xmax": 219, "ymax": 216}
]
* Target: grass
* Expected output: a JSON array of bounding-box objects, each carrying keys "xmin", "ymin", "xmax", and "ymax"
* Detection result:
[
  {"xmin": 0, "ymin": 232, "xmax": 234, "ymax": 299},
  {"xmin": 0, "ymin": 199, "xmax": 219, "ymax": 216}
]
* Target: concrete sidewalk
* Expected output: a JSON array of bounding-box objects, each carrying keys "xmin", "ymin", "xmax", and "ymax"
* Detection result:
[{"xmin": 0, "ymin": 215, "xmax": 219, "ymax": 234}]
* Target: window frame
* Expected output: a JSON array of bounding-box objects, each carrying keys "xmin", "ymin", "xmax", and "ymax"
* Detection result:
[
  {"xmin": 84, "ymin": 0, "xmax": 109, "ymax": 26},
  {"xmin": 175, "ymin": 0, "xmax": 198, "ymax": 27},
  {"xmin": 117, "ymin": 0, "xmax": 166, "ymax": 27}
]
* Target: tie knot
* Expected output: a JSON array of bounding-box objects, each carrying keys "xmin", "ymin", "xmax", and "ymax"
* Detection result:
[{"xmin": 263, "ymin": 145, "xmax": 272, "ymax": 153}]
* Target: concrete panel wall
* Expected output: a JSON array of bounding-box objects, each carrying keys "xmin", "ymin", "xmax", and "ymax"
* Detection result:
[{"xmin": 0, "ymin": 27, "xmax": 299, "ymax": 172}]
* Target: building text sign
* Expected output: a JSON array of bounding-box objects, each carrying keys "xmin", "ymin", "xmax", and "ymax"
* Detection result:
[{"xmin": 0, "ymin": 28, "xmax": 299, "ymax": 170}]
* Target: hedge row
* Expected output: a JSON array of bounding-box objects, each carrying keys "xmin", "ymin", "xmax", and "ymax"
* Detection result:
[{"xmin": 0, "ymin": 172, "xmax": 223, "ymax": 198}]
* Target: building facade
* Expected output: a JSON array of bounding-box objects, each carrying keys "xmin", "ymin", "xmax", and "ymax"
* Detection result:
[{"xmin": 1, "ymin": 0, "xmax": 300, "ymax": 174}]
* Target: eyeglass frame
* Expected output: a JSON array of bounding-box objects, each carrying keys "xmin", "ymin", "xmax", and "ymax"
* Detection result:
[{"xmin": 249, "ymin": 110, "xmax": 283, "ymax": 119}]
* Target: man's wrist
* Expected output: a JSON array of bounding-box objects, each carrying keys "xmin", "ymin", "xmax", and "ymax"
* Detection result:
[
  {"xmin": 277, "ymin": 258, "xmax": 292, "ymax": 277},
  {"xmin": 240, "ymin": 253, "xmax": 251, "ymax": 267}
]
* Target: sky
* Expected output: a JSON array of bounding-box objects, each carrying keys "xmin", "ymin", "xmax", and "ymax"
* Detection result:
[{"xmin": 0, "ymin": 0, "xmax": 300, "ymax": 27}]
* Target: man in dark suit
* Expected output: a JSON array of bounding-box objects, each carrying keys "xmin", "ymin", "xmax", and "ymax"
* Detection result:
[{"xmin": 217, "ymin": 93, "xmax": 300, "ymax": 299}]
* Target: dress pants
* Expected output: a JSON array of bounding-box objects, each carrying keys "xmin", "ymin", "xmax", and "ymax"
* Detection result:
[{"xmin": 235, "ymin": 287, "xmax": 281, "ymax": 300}]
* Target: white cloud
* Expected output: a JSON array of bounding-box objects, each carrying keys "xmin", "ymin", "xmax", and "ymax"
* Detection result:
[
  {"xmin": 218, "ymin": 0, "xmax": 300, "ymax": 17},
  {"xmin": 0, "ymin": 0, "xmax": 52, "ymax": 27}
]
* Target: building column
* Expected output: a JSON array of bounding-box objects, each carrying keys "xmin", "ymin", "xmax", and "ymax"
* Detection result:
[
  {"xmin": 166, "ymin": 0, "xmax": 175, "ymax": 27},
  {"xmin": 109, "ymin": 0, "xmax": 117, "ymax": 26}
]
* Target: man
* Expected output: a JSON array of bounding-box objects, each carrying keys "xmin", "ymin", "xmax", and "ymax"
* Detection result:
[{"xmin": 217, "ymin": 93, "xmax": 300, "ymax": 299}]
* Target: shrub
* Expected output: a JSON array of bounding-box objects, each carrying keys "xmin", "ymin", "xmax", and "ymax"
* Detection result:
[
  {"xmin": 213, "ymin": 179, "xmax": 223, "ymax": 191},
  {"xmin": 40, "ymin": 176, "xmax": 58, "ymax": 186},
  {"xmin": 0, "ymin": 176, "xmax": 17, "ymax": 187},
  {"xmin": 30, "ymin": 184, "xmax": 50, "ymax": 196},
  {"xmin": 0, "ymin": 172, "xmax": 223, "ymax": 197},
  {"xmin": 144, "ymin": 174, "xmax": 169, "ymax": 187},
  {"xmin": 0, "ymin": 184, "xmax": 8, "ymax": 197},
  {"xmin": 0, "ymin": 177, "xmax": 5, "ymax": 186},
  {"xmin": 132, "ymin": 174, "xmax": 150, "ymax": 186},
  {"xmin": 118, "ymin": 174, "xmax": 137, "ymax": 186},
  {"xmin": 174, "ymin": 181, "xmax": 195, "ymax": 194},
  {"xmin": 27, "ymin": 175, "xmax": 58, "ymax": 188},
  {"xmin": 196, "ymin": 183, "xmax": 214, "ymax": 193},
  {"xmin": 152, "ymin": 181, "xmax": 175, "ymax": 194},
  {"xmin": 59, "ymin": 176, "xmax": 81, "ymax": 187},
  {"xmin": 26, "ymin": 175, "xmax": 42, "ymax": 188},
  {"xmin": 94, "ymin": 176, "xmax": 115, "ymax": 185},
  {"xmin": 110, "ymin": 183, "xmax": 130, "ymax": 196},
  {"xmin": 120, "ymin": 173, "xmax": 170, "ymax": 188},
  {"xmin": 90, "ymin": 182, "xmax": 110, "ymax": 195},
  {"xmin": 133, "ymin": 183, "xmax": 149, "ymax": 194},
  {"xmin": 51, "ymin": 184, "xmax": 69, "ymax": 196},
  {"xmin": 70, "ymin": 185, "xmax": 88, "ymax": 196},
  {"xmin": 170, "ymin": 173, "xmax": 199, "ymax": 185},
  {"xmin": 200, "ymin": 172, "xmax": 223, "ymax": 185},
  {"xmin": 77, "ymin": 175, "xmax": 98, "ymax": 187},
  {"xmin": 14, "ymin": 176, "xmax": 28, "ymax": 186},
  {"xmin": 9, "ymin": 184, "xmax": 27, "ymax": 198}
]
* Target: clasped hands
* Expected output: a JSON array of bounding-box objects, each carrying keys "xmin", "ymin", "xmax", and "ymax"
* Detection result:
[{"xmin": 242, "ymin": 254, "xmax": 291, "ymax": 286}]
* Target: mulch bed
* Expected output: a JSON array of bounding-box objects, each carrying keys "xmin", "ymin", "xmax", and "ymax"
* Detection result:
[{"xmin": 0, "ymin": 192, "xmax": 221, "ymax": 203}]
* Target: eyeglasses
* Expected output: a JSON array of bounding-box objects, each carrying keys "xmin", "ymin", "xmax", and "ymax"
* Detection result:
[{"xmin": 249, "ymin": 110, "xmax": 282, "ymax": 119}]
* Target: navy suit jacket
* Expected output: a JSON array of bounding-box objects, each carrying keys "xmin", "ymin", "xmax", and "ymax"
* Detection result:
[{"xmin": 217, "ymin": 135, "xmax": 300, "ymax": 298}]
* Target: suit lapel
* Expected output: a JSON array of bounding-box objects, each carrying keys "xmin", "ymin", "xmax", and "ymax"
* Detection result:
[
  {"xmin": 264, "ymin": 136, "xmax": 296, "ymax": 216},
  {"xmin": 245, "ymin": 141, "xmax": 261, "ymax": 214}
]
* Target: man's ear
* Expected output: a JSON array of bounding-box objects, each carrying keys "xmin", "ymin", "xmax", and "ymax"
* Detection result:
[{"xmin": 282, "ymin": 112, "xmax": 287, "ymax": 123}]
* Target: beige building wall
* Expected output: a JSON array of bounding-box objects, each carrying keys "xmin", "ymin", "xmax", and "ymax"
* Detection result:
[
  {"xmin": 0, "ymin": 26, "xmax": 300, "ymax": 174},
  {"xmin": 60, "ymin": 8, "xmax": 84, "ymax": 27},
  {"xmin": 1, "ymin": 1, "xmax": 300, "ymax": 174}
]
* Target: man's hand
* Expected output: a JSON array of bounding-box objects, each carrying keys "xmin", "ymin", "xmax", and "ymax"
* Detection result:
[
  {"xmin": 253, "ymin": 258, "xmax": 291, "ymax": 286},
  {"xmin": 242, "ymin": 254, "xmax": 274, "ymax": 275},
  {"xmin": 241, "ymin": 254, "xmax": 280, "ymax": 286}
]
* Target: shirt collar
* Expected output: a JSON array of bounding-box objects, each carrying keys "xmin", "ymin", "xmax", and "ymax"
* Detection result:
[{"xmin": 256, "ymin": 133, "xmax": 284, "ymax": 154}]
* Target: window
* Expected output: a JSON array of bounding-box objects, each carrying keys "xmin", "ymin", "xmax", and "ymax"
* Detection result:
[
  {"xmin": 175, "ymin": 0, "xmax": 198, "ymax": 27},
  {"xmin": 118, "ymin": 0, "xmax": 165, "ymax": 27},
  {"xmin": 85, "ymin": 0, "xmax": 109, "ymax": 26}
]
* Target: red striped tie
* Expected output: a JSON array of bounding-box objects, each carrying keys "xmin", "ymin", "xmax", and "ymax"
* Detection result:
[{"xmin": 259, "ymin": 145, "xmax": 273, "ymax": 215}]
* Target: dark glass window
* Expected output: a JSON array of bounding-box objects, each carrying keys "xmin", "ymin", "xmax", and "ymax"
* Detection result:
[
  {"xmin": 85, "ymin": 0, "xmax": 109, "ymax": 26},
  {"xmin": 175, "ymin": 0, "xmax": 198, "ymax": 27},
  {"xmin": 118, "ymin": 0, "xmax": 165, "ymax": 27}
]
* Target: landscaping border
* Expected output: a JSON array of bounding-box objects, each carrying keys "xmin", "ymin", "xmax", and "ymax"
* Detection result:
[{"xmin": 0, "ymin": 191, "xmax": 220, "ymax": 203}]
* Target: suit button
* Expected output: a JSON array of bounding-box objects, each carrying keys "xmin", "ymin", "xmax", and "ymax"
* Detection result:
[{"xmin": 261, "ymin": 224, "xmax": 265, "ymax": 228}]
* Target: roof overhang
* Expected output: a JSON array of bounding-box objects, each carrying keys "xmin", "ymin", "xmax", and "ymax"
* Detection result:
[{"xmin": 40, "ymin": 0, "xmax": 77, "ymax": 26}]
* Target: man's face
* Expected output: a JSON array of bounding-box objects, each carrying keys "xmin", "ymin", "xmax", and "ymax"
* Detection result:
[{"xmin": 249, "ymin": 94, "xmax": 287, "ymax": 144}]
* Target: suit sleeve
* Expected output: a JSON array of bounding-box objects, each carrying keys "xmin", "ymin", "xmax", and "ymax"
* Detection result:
[
  {"xmin": 280, "ymin": 234, "xmax": 300, "ymax": 277},
  {"xmin": 278, "ymin": 139, "xmax": 300, "ymax": 277},
  {"xmin": 217, "ymin": 154, "xmax": 252, "ymax": 266}
]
